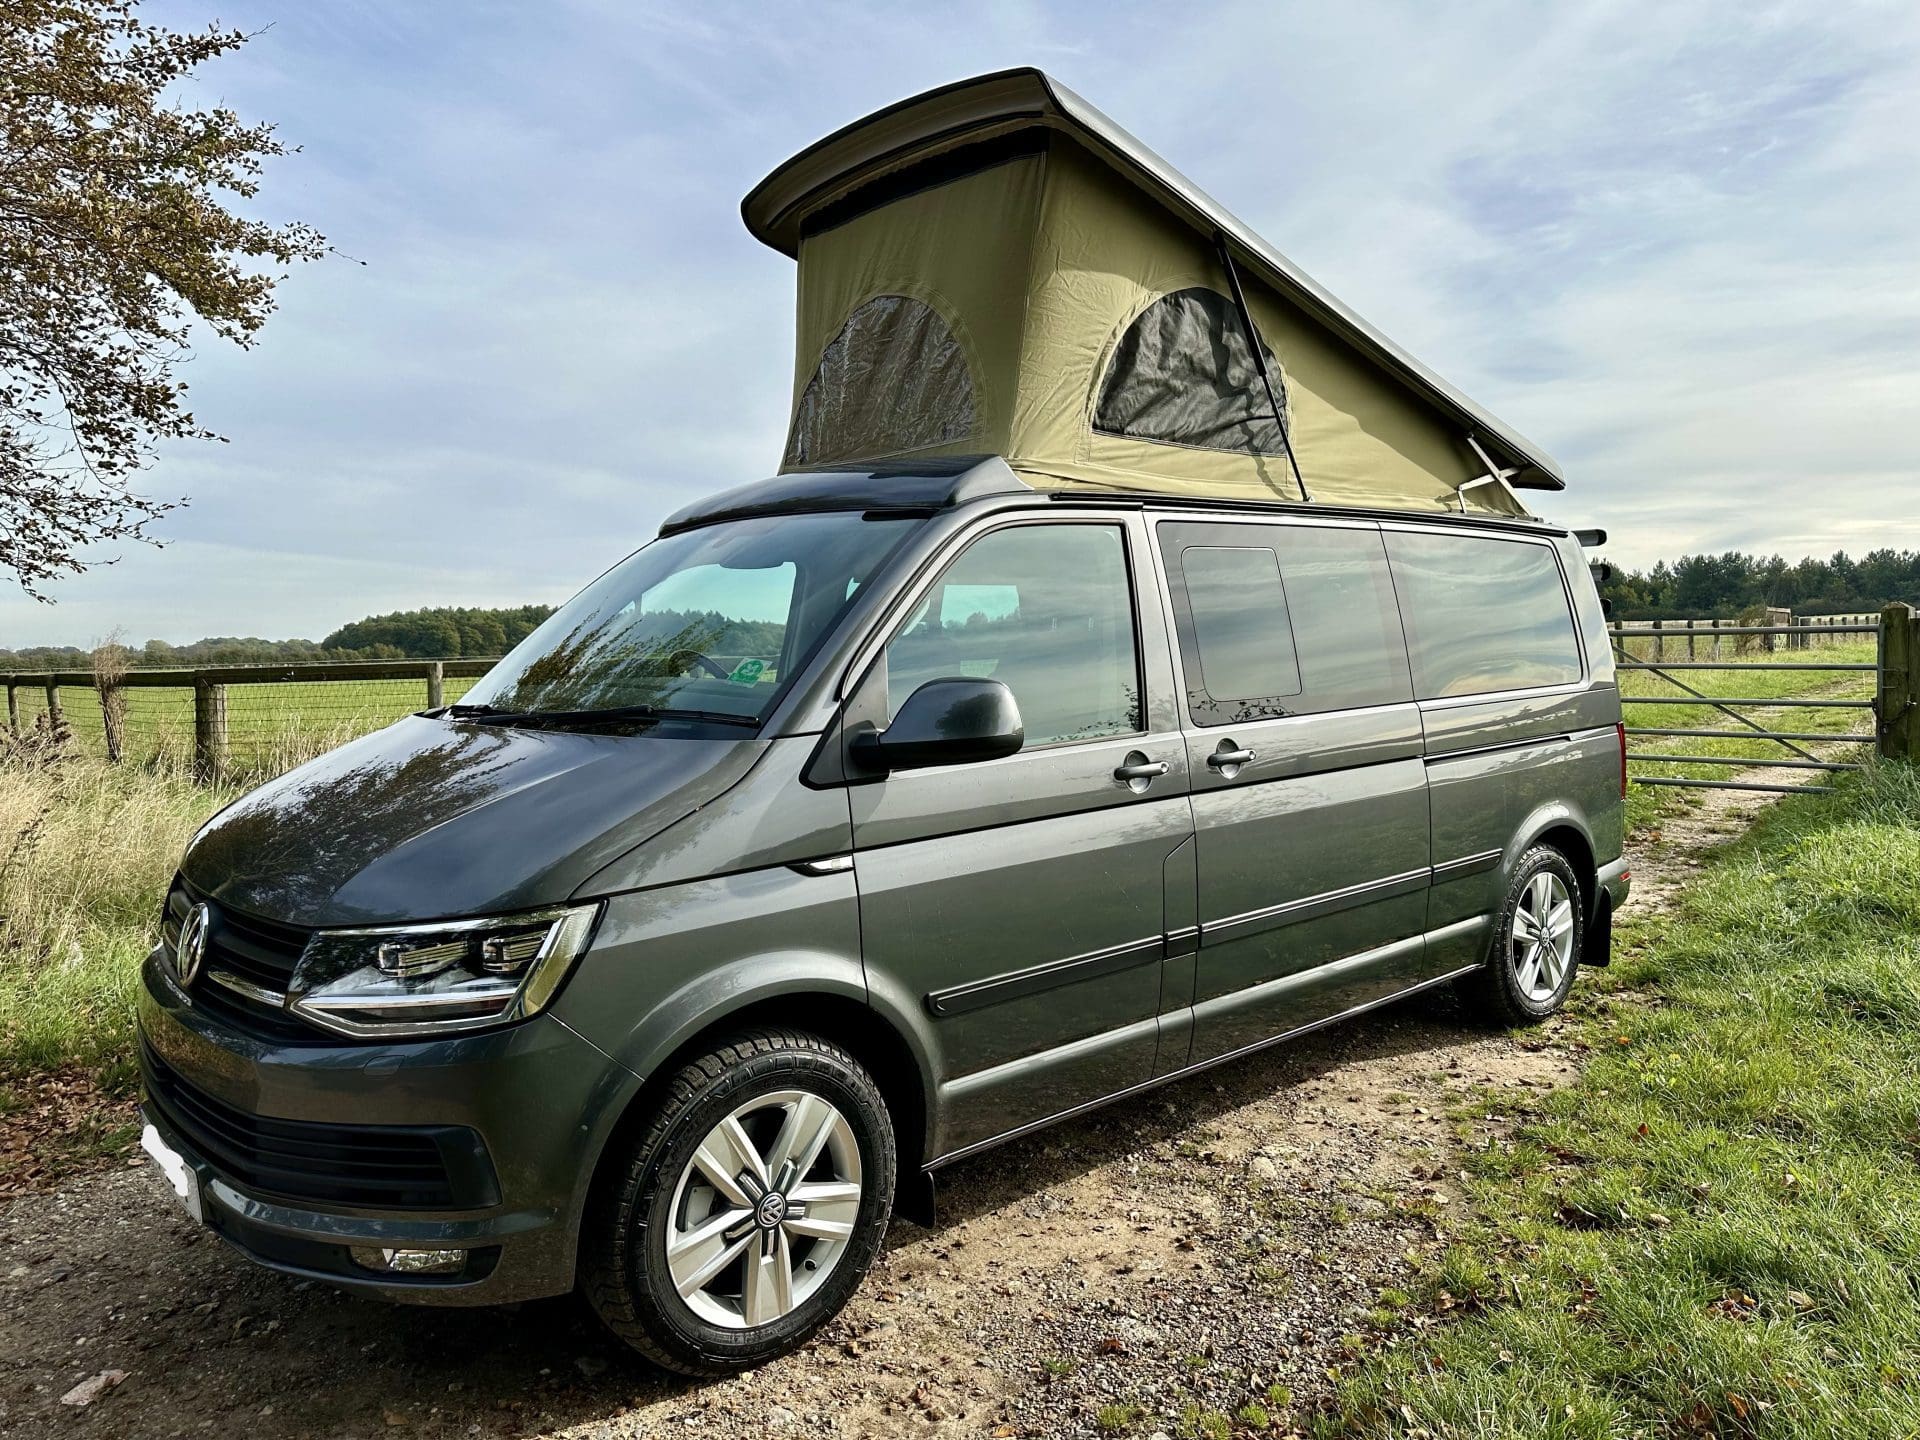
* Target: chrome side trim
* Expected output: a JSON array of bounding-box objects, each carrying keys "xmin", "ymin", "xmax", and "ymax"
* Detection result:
[
  {"xmin": 943, "ymin": 1014, "xmax": 1162, "ymax": 1103},
  {"xmin": 924, "ymin": 934, "xmax": 1162, "ymax": 1018},
  {"xmin": 1423, "ymin": 732, "xmax": 1572, "ymax": 765},
  {"xmin": 928, "ymin": 956, "xmax": 1485, "ymax": 1169},
  {"xmin": 789, "ymin": 854, "xmax": 855, "ymax": 876},
  {"xmin": 1430, "ymin": 849, "xmax": 1503, "ymax": 884},
  {"xmin": 1203, "ymin": 866, "xmax": 1429, "ymax": 944},
  {"xmin": 206, "ymin": 970, "xmax": 290, "ymax": 1010}
]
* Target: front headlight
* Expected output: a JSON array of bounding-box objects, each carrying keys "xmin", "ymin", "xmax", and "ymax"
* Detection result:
[{"xmin": 288, "ymin": 904, "xmax": 599, "ymax": 1039}]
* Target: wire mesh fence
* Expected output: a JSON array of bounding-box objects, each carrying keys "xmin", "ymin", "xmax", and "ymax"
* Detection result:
[{"xmin": 3, "ymin": 662, "xmax": 493, "ymax": 783}]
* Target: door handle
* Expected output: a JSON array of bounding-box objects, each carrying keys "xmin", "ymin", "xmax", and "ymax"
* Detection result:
[
  {"xmin": 1206, "ymin": 746, "xmax": 1255, "ymax": 770},
  {"xmin": 1113, "ymin": 752, "xmax": 1170, "ymax": 792}
]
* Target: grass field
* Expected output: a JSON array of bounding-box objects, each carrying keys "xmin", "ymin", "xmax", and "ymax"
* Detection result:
[
  {"xmin": 8, "ymin": 673, "xmax": 481, "ymax": 778},
  {"xmin": 1322, "ymin": 762, "xmax": 1920, "ymax": 1438}
]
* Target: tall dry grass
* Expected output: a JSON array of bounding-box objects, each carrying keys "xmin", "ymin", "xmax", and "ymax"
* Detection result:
[{"xmin": 0, "ymin": 751, "xmax": 234, "ymax": 1083}]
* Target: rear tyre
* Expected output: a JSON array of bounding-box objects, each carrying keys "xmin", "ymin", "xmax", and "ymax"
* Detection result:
[
  {"xmin": 582, "ymin": 1028, "xmax": 896, "ymax": 1375},
  {"xmin": 1456, "ymin": 845, "xmax": 1584, "ymax": 1026}
]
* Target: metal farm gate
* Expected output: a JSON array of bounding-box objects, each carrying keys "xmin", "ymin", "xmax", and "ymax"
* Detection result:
[{"xmin": 1610, "ymin": 618, "xmax": 1884, "ymax": 796}]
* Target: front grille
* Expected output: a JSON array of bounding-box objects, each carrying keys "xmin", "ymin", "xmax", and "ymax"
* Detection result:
[
  {"xmin": 163, "ymin": 880, "xmax": 334, "ymax": 1045},
  {"xmin": 140, "ymin": 1039, "xmax": 497, "ymax": 1210}
]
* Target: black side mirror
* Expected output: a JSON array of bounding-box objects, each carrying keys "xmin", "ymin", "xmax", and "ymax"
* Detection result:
[{"xmin": 853, "ymin": 677, "xmax": 1024, "ymax": 772}]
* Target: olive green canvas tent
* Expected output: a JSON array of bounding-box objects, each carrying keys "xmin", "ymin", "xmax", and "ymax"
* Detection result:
[{"xmin": 744, "ymin": 69, "xmax": 1563, "ymax": 517}]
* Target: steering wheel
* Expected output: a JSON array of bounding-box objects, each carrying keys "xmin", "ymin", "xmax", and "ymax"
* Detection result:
[{"xmin": 665, "ymin": 649, "xmax": 730, "ymax": 680}]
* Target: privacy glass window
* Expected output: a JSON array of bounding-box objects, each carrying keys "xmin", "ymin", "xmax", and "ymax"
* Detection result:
[
  {"xmin": 1094, "ymin": 287, "xmax": 1289, "ymax": 456},
  {"xmin": 886, "ymin": 524, "xmax": 1140, "ymax": 747},
  {"xmin": 1387, "ymin": 532, "xmax": 1582, "ymax": 698},
  {"xmin": 1161, "ymin": 521, "xmax": 1411, "ymax": 725},
  {"xmin": 785, "ymin": 295, "xmax": 976, "ymax": 467}
]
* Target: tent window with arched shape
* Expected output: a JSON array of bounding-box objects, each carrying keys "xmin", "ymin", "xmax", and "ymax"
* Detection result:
[
  {"xmin": 1093, "ymin": 287, "xmax": 1291, "ymax": 457},
  {"xmin": 785, "ymin": 294, "xmax": 977, "ymax": 467}
]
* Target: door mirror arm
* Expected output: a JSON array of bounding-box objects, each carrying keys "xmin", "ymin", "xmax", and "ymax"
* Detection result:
[{"xmin": 851, "ymin": 677, "xmax": 1025, "ymax": 773}]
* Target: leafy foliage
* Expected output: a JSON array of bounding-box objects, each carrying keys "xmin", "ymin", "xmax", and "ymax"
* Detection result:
[
  {"xmin": 0, "ymin": 604, "xmax": 557, "ymax": 669},
  {"xmin": 0, "ymin": 0, "xmax": 323, "ymax": 597},
  {"xmin": 320, "ymin": 605, "xmax": 557, "ymax": 659},
  {"xmin": 1604, "ymin": 547, "xmax": 1920, "ymax": 619}
]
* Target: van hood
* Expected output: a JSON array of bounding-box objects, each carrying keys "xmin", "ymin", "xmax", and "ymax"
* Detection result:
[{"xmin": 179, "ymin": 715, "xmax": 764, "ymax": 928}]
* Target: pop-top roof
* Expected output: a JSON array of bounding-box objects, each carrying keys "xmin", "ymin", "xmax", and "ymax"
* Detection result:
[{"xmin": 744, "ymin": 69, "xmax": 1564, "ymax": 510}]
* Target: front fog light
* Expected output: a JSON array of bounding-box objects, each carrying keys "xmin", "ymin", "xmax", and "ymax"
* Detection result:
[
  {"xmin": 351, "ymin": 1246, "xmax": 467, "ymax": 1276},
  {"xmin": 289, "ymin": 904, "xmax": 599, "ymax": 1039}
]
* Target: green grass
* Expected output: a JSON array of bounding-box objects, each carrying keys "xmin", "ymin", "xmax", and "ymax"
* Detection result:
[
  {"xmin": 1617, "ymin": 637, "xmax": 1877, "ymax": 833},
  {"xmin": 9, "ymin": 674, "xmax": 481, "ymax": 779},
  {"xmin": 1319, "ymin": 762, "xmax": 1920, "ymax": 1439},
  {"xmin": 0, "ymin": 755, "xmax": 233, "ymax": 1081}
]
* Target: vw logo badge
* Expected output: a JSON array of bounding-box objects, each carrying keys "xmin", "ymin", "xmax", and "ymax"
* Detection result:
[
  {"xmin": 756, "ymin": 1190, "xmax": 788, "ymax": 1229},
  {"xmin": 176, "ymin": 902, "xmax": 214, "ymax": 988}
]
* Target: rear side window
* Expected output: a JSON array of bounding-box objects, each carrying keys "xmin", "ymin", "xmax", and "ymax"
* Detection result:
[
  {"xmin": 1386, "ymin": 532, "xmax": 1583, "ymax": 698},
  {"xmin": 1160, "ymin": 521, "xmax": 1411, "ymax": 724}
]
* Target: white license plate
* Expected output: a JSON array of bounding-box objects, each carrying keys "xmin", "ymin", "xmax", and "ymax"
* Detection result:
[{"xmin": 140, "ymin": 1123, "xmax": 204, "ymax": 1224}]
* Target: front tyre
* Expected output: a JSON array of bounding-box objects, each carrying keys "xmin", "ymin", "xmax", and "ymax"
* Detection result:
[
  {"xmin": 582, "ymin": 1028, "xmax": 896, "ymax": 1375},
  {"xmin": 1456, "ymin": 845, "xmax": 1584, "ymax": 1026}
]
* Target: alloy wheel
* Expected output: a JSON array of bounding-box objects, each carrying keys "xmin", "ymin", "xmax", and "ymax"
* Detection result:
[
  {"xmin": 664, "ymin": 1090, "xmax": 863, "ymax": 1329},
  {"xmin": 1511, "ymin": 870, "xmax": 1576, "ymax": 1003}
]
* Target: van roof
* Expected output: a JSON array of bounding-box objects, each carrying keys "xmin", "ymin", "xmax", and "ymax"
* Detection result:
[
  {"xmin": 744, "ymin": 68, "xmax": 1564, "ymax": 497},
  {"xmin": 659, "ymin": 458, "xmax": 1565, "ymax": 538}
]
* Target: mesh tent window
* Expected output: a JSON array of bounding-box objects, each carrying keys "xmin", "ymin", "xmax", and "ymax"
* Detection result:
[
  {"xmin": 785, "ymin": 294, "xmax": 977, "ymax": 467},
  {"xmin": 1093, "ymin": 287, "xmax": 1289, "ymax": 456}
]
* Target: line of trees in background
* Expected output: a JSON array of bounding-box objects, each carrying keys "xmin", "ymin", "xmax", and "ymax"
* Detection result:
[
  {"xmin": 0, "ymin": 605, "xmax": 555, "ymax": 672},
  {"xmin": 6, "ymin": 546, "xmax": 1917, "ymax": 671},
  {"xmin": 1601, "ymin": 549, "xmax": 1920, "ymax": 620}
]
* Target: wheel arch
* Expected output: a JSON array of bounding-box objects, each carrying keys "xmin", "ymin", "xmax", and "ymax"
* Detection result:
[{"xmin": 573, "ymin": 973, "xmax": 940, "ymax": 1251}]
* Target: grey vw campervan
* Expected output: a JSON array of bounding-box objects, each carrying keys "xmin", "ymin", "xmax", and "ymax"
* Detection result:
[{"xmin": 137, "ymin": 72, "xmax": 1627, "ymax": 1375}]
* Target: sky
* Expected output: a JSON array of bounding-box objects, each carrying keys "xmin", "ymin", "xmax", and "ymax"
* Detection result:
[{"xmin": 6, "ymin": 0, "xmax": 1918, "ymax": 647}]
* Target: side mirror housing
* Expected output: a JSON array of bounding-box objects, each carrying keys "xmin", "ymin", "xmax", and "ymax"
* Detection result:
[{"xmin": 853, "ymin": 677, "xmax": 1024, "ymax": 772}]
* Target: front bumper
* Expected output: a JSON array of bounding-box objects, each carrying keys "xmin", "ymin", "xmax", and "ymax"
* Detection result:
[{"xmin": 137, "ymin": 948, "xmax": 638, "ymax": 1306}]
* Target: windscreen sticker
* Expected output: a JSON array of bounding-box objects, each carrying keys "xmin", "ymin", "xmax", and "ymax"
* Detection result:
[{"xmin": 727, "ymin": 658, "xmax": 767, "ymax": 686}]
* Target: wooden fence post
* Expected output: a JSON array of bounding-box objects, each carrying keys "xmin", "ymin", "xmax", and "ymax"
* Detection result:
[
  {"xmin": 99, "ymin": 683, "xmax": 124, "ymax": 764},
  {"xmin": 1710, "ymin": 618, "xmax": 1722, "ymax": 660},
  {"xmin": 5, "ymin": 683, "xmax": 16, "ymax": 735},
  {"xmin": 43, "ymin": 681, "xmax": 59, "ymax": 724},
  {"xmin": 193, "ymin": 679, "xmax": 228, "ymax": 783},
  {"xmin": 1878, "ymin": 603, "xmax": 1920, "ymax": 762},
  {"xmin": 426, "ymin": 661, "xmax": 445, "ymax": 710},
  {"xmin": 1686, "ymin": 619, "xmax": 1697, "ymax": 660},
  {"xmin": 1652, "ymin": 618, "xmax": 1663, "ymax": 662}
]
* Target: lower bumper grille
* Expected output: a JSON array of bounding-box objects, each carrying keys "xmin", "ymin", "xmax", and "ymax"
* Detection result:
[{"xmin": 140, "ymin": 1039, "xmax": 498, "ymax": 1211}]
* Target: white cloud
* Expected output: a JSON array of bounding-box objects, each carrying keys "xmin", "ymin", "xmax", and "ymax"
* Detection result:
[{"xmin": 5, "ymin": 0, "xmax": 1917, "ymax": 644}]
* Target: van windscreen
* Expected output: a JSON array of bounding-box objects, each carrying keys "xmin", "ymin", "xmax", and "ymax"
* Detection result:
[{"xmin": 461, "ymin": 512, "xmax": 920, "ymax": 725}]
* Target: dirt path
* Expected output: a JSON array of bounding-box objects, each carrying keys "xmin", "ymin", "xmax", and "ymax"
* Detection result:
[{"xmin": 0, "ymin": 789, "xmax": 1776, "ymax": 1440}]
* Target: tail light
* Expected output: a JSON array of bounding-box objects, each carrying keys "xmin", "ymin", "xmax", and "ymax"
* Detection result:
[{"xmin": 1616, "ymin": 721, "xmax": 1629, "ymax": 799}]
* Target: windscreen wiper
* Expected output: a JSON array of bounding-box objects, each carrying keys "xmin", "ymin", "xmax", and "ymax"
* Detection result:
[{"xmin": 447, "ymin": 703, "xmax": 757, "ymax": 731}]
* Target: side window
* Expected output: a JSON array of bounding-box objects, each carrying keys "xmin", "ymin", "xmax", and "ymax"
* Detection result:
[
  {"xmin": 1160, "ymin": 521, "xmax": 1411, "ymax": 724},
  {"xmin": 1386, "ymin": 532, "xmax": 1583, "ymax": 698},
  {"xmin": 885, "ymin": 524, "xmax": 1141, "ymax": 747}
]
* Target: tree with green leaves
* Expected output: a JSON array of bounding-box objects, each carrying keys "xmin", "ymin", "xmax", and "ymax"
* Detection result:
[{"xmin": 1, "ymin": 0, "xmax": 321, "ymax": 598}]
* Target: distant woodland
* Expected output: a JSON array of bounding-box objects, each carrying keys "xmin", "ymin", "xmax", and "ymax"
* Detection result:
[
  {"xmin": 0, "ymin": 605, "xmax": 555, "ymax": 671},
  {"xmin": 1599, "ymin": 549, "xmax": 1920, "ymax": 620}
]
